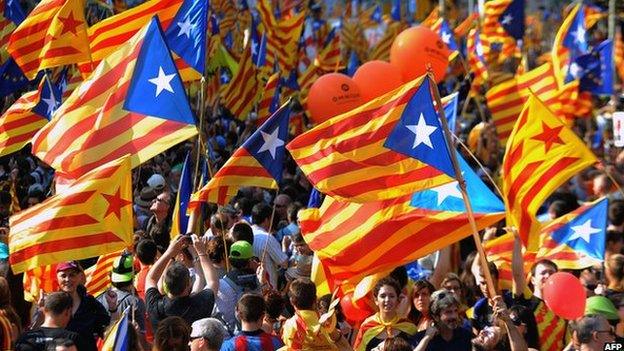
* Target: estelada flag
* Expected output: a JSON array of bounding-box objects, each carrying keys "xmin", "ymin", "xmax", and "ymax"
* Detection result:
[{"xmin": 8, "ymin": 156, "xmax": 133, "ymax": 273}]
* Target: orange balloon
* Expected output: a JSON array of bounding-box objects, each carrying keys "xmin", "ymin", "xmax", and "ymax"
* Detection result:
[
  {"xmin": 307, "ymin": 73, "xmax": 362, "ymax": 124},
  {"xmin": 352, "ymin": 60, "xmax": 403, "ymax": 101},
  {"xmin": 390, "ymin": 26, "xmax": 450, "ymax": 83}
]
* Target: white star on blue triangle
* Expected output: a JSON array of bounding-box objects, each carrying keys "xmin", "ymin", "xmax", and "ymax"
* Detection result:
[
  {"xmin": 242, "ymin": 105, "xmax": 291, "ymax": 181},
  {"xmin": 440, "ymin": 20, "xmax": 458, "ymax": 51},
  {"xmin": 32, "ymin": 76, "xmax": 62, "ymax": 121},
  {"xmin": 563, "ymin": 5, "xmax": 588, "ymax": 56},
  {"xmin": 164, "ymin": 0, "xmax": 207, "ymax": 74},
  {"xmin": 550, "ymin": 197, "xmax": 608, "ymax": 261},
  {"xmin": 499, "ymin": 0, "xmax": 524, "ymax": 40},
  {"xmin": 251, "ymin": 17, "xmax": 267, "ymax": 67},
  {"xmin": 383, "ymin": 78, "xmax": 456, "ymax": 178},
  {"xmin": 124, "ymin": 16, "xmax": 196, "ymax": 126},
  {"xmin": 410, "ymin": 152, "xmax": 505, "ymax": 213},
  {"xmin": 5, "ymin": 0, "xmax": 25, "ymax": 25}
]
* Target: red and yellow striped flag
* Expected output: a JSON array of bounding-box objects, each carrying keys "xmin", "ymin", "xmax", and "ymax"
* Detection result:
[
  {"xmin": 23, "ymin": 264, "xmax": 59, "ymax": 302},
  {"xmin": 420, "ymin": 7, "xmax": 439, "ymax": 28},
  {"xmin": 466, "ymin": 28, "xmax": 488, "ymax": 94},
  {"xmin": 299, "ymin": 194, "xmax": 504, "ymax": 282},
  {"xmin": 257, "ymin": 0, "xmax": 305, "ymax": 72},
  {"xmin": 341, "ymin": 20, "xmax": 367, "ymax": 61},
  {"xmin": 8, "ymin": 0, "xmax": 91, "ymax": 79},
  {"xmin": 502, "ymin": 93, "xmax": 597, "ymax": 251},
  {"xmin": 551, "ymin": 3, "xmax": 580, "ymax": 89},
  {"xmin": 256, "ymin": 72, "xmax": 280, "ymax": 126},
  {"xmin": 84, "ymin": 251, "xmax": 123, "ymax": 297},
  {"xmin": 481, "ymin": 0, "xmax": 517, "ymax": 61},
  {"xmin": 483, "ymin": 234, "xmax": 514, "ymax": 290},
  {"xmin": 485, "ymin": 63, "xmax": 559, "ymax": 146},
  {"xmin": 298, "ymin": 30, "xmax": 341, "ymax": 103},
  {"xmin": 80, "ymin": 0, "xmax": 183, "ymax": 77},
  {"xmin": 8, "ymin": 157, "xmax": 133, "ymax": 273},
  {"xmin": 0, "ymin": 90, "xmax": 47, "ymax": 157},
  {"xmin": 288, "ymin": 77, "xmax": 455, "ymax": 203},
  {"xmin": 221, "ymin": 42, "xmax": 262, "ymax": 120},
  {"xmin": 368, "ymin": 22, "xmax": 401, "ymax": 61}
]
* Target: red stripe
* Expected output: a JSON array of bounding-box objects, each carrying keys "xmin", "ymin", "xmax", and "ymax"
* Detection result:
[
  {"xmin": 519, "ymin": 157, "xmax": 583, "ymax": 208},
  {"xmin": 0, "ymin": 127, "xmax": 43, "ymax": 149},
  {"xmin": 66, "ymin": 119, "xmax": 193, "ymax": 177},
  {"xmin": 10, "ymin": 231, "xmax": 122, "ymax": 266},
  {"xmin": 28, "ymin": 214, "xmax": 98, "ymax": 233},
  {"xmin": 89, "ymin": 0, "xmax": 180, "ymax": 39},
  {"xmin": 14, "ymin": 191, "xmax": 97, "ymax": 223},
  {"xmin": 506, "ymin": 161, "xmax": 540, "ymax": 210},
  {"xmin": 288, "ymin": 89, "xmax": 416, "ymax": 152},
  {"xmin": 0, "ymin": 112, "xmax": 44, "ymax": 132},
  {"xmin": 502, "ymin": 140, "xmax": 523, "ymax": 177},
  {"xmin": 215, "ymin": 164, "xmax": 273, "ymax": 179}
]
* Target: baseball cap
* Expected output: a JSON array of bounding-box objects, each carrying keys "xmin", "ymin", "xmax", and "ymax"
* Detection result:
[
  {"xmin": 585, "ymin": 295, "xmax": 620, "ymax": 321},
  {"xmin": 56, "ymin": 261, "xmax": 83, "ymax": 273},
  {"xmin": 111, "ymin": 253, "xmax": 135, "ymax": 283},
  {"xmin": 190, "ymin": 318, "xmax": 226, "ymax": 343},
  {"xmin": 147, "ymin": 174, "xmax": 166, "ymax": 190},
  {"xmin": 229, "ymin": 241, "xmax": 253, "ymax": 260}
]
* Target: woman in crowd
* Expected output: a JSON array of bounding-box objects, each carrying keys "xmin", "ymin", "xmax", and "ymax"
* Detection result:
[
  {"xmin": 408, "ymin": 280, "xmax": 436, "ymax": 331},
  {"xmin": 353, "ymin": 277, "xmax": 417, "ymax": 351}
]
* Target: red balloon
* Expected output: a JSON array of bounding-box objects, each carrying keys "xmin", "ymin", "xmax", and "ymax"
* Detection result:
[
  {"xmin": 340, "ymin": 292, "xmax": 374, "ymax": 323},
  {"xmin": 352, "ymin": 60, "xmax": 403, "ymax": 101},
  {"xmin": 307, "ymin": 73, "xmax": 363, "ymax": 125},
  {"xmin": 542, "ymin": 272, "xmax": 586, "ymax": 320},
  {"xmin": 390, "ymin": 26, "xmax": 450, "ymax": 83}
]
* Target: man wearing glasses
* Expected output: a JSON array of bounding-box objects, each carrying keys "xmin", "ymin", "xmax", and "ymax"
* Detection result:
[{"xmin": 571, "ymin": 314, "xmax": 616, "ymax": 351}]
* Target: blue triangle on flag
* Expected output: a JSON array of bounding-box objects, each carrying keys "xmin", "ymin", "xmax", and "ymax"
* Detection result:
[
  {"xmin": 499, "ymin": 0, "xmax": 525, "ymax": 40},
  {"xmin": 32, "ymin": 76, "xmax": 62, "ymax": 121},
  {"xmin": 124, "ymin": 16, "xmax": 196, "ymax": 126},
  {"xmin": 0, "ymin": 58, "xmax": 31, "ymax": 98},
  {"xmin": 384, "ymin": 78, "xmax": 456, "ymax": 178},
  {"xmin": 551, "ymin": 197, "xmax": 608, "ymax": 261},
  {"xmin": 346, "ymin": 50, "xmax": 359, "ymax": 77},
  {"xmin": 563, "ymin": 4, "xmax": 588, "ymax": 56},
  {"xmin": 164, "ymin": 0, "xmax": 208, "ymax": 74},
  {"xmin": 410, "ymin": 152, "xmax": 504, "ymax": 213},
  {"xmin": 391, "ymin": 0, "xmax": 401, "ymax": 21},
  {"xmin": 577, "ymin": 39, "xmax": 613, "ymax": 96},
  {"xmin": 5, "ymin": 0, "xmax": 26, "ymax": 25},
  {"xmin": 243, "ymin": 105, "xmax": 291, "ymax": 181},
  {"xmin": 440, "ymin": 20, "xmax": 459, "ymax": 51},
  {"xmin": 371, "ymin": 5, "xmax": 382, "ymax": 23},
  {"xmin": 307, "ymin": 188, "xmax": 322, "ymax": 208}
]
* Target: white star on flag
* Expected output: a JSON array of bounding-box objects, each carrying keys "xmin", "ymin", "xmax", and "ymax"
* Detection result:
[
  {"xmin": 406, "ymin": 113, "xmax": 437, "ymax": 149},
  {"xmin": 42, "ymin": 95, "xmax": 58, "ymax": 116},
  {"xmin": 251, "ymin": 40, "xmax": 258, "ymax": 56},
  {"xmin": 258, "ymin": 127, "xmax": 284, "ymax": 159},
  {"xmin": 441, "ymin": 31, "xmax": 451, "ymax": 44},
  {"xmin": 148, "ymin": 67, "xmax": 176, "ymax": 97},
  {"xmin": 177, "ymin": 18, "xmax": 193, "ymax": 38},
  {"xmin": 476, "ymin": 42, "xmax": 484, "ymax": 57},
  {"xmin": 572, "ymin": 26, "xmax": 586, "ymax": 44},
  {"xmin": 501, "ymin": 14, "xmax": 513, "ymax": 25},
  {"xmin": 568, "ymin": 219, "xmax": 601, "ymax": 243},
  {"xmin": 432, "ymin": 181, "xmax": 462, "ymax": 205},
  {"xmin": 569, "ymin": 62, "xmax": 582, "ymax": 78}
]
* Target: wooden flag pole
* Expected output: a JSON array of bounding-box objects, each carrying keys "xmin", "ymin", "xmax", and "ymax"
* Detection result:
[
  {"xmin": 192, "ymin": 76, "xmax": 207, "ymax": 191},
  {"xmin": 261, "ymin": 188, "xmax": 279, "ymax": 265},
  {"xmin": 427, "ymin": 71, "xmax": 498, "ymax": 298}
]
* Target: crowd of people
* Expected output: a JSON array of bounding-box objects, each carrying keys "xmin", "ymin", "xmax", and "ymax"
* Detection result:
[{"xmin": 1, "ymin": 0, "xmax": 624, "ymax": 350}]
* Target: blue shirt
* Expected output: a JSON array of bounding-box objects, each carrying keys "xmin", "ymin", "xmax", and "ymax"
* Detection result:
[{"xmin": 220, "ymin": 330, "xmax": 283, "ymax": 351}]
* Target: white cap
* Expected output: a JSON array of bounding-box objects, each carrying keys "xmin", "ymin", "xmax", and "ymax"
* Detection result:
[{"xmin": 147, "ymin": 174, "xmax": 166, "ymax": 190}]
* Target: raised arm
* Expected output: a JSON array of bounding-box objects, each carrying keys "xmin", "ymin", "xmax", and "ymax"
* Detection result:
[
  {"xmin": 192, "ymin": 234, "xmax": 219, "ymax": 293},
  {"xmin": 146, "ymin": 235, "xmax": 187, "ymax": 290},
  {"xmin": 509, "ymin": 227, "xmax": 526, "ymax": 296}
]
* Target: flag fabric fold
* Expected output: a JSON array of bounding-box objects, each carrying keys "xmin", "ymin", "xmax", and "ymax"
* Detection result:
[
  {"xmin": 32, "ymin": 16, "xmax": 198, "ymax": 179},
  {"xmin": 8, "ymin": 157, "xmax": 133, "ymax": 274},
  {"xmin": 502, "ymin": 93, "xmax": 597, "ymax": 250},
  {"xmin": 189, "ymin": 104, "xmax": 291, "ymax": 207},
  {"xmin": 8, "ymin": 0, "xmax": 91, "ymax": 79},
  {"xmin": 288, "ymin": 76, "xmax": 455, "ymax": 203}
]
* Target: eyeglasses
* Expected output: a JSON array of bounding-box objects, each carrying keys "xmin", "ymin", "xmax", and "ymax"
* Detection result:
[{"xmin": 595, "ymin": 327, "xmax": 616, "ymax": 337}]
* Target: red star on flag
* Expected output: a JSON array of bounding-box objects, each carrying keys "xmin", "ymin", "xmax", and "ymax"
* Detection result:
[
  {"xmin": 531, "ymin": 122, "xmax": 565, "ymax": 152},
  {"xmin": 58, "ymin": 12, "xmax": 83, "ymax": 36},
  {"xmin": 101, "ymin": 188, "xmax": 131, "ymax": 220}
]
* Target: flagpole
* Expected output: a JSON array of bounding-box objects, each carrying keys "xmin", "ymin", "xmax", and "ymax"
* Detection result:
[
  {"xmin": 193, "ymin": 76, "xmax": 207, "ymax": 191},
  {"xmin": 260, "ymin": 188, "xmax": 279, "ymax": 267},
  {"xmin": 427, "ymin": 70, "xmax": 498, "ymax": 298},
  {"xmin": 43, "ymin": 70, "xmax": 57, "ymax": 107}
]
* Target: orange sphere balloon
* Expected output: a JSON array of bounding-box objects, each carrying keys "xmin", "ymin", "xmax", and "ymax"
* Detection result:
[
  {"xmin": 307, "ymin": 73, "xmax": 363, "ymax": 124},
  {"xmin": 353, "ymin": 60, "xmax": 403, "ymax": 101},
  {"xmin": 390, "ymin": 26, "xmax": 450, "ymax": 83}
]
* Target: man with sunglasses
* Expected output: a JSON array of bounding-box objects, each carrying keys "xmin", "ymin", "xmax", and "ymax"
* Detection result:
[{"xmin": 572, "ymin": 314, "xmax": 616, "ymax": 351}]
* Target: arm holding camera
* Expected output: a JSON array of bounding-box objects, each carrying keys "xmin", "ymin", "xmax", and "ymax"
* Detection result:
[
  {"xmin": 146, "ymin": 235, "xmax": 188, "ymax": 291},
  {"xmin": 191, "ymin": 234, "xmax": 219, "ymax": 293}
]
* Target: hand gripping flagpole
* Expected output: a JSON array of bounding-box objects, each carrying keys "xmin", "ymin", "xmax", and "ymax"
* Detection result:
[{"xmin": 426, "ymin": 68, "xmax": 498, "ymax": 299}]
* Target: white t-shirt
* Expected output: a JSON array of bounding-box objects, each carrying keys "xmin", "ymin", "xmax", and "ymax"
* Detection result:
[{"xmin": 251, "ymin": 225, "xmax": 287, "ymax": 289}]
